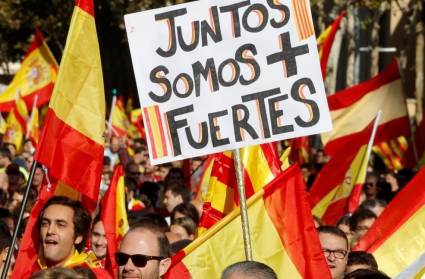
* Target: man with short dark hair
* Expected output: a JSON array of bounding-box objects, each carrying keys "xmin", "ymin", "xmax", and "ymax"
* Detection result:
[
  {"xmin": 221, "ymin": 261, "xmax": 277, "ymax": 279},
  {"xmin": 116, "ymin": 223, "xmax": 171, "ymax": 279},
  {"xmin": 318, "ymin": 226, "xmax": 349, "ymax": 279},
  {"xmin": 37, "ymin": 196, "xmax": 111, "ymax": 278},
  {"xmin": 90, "ymin": 216, "xmax": 107, "ymax": 263},
  {"xmin": 346, "ymin": 251, "xmax": 378, "ymax": 273},
  {"xmin": 349, "ymin": 209, "xmax": 377, "ymax": 246},
  {"xmin": 163, "ymin": 184, "xmax": 191, "ymax": 213}
]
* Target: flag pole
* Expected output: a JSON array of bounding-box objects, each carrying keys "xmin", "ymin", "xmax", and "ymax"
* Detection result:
[
  {"xmin": 233, "ymin": 148, "xmax": 253, "ymax": 261},
  {"xmin": 1, "ymin": 161, "xmax": 38, "ymax": 279},
  {"xmin": 365, "ymin": 110, "xmax": 382, "ymax": 158}
]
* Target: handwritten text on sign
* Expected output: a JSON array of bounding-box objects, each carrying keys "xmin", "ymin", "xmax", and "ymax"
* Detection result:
[{"xmin": 125, "ymin": 0, "xmax": 332, "ymax": 165}]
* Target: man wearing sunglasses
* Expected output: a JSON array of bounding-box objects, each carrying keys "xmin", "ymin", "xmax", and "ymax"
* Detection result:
[
  {"xmin": 116, "ymin": 223, "xmax": 171, "ymax": 278},
  {"xmin": 318, "ymin": 226, "xmax": 349, "ymax": 279}
]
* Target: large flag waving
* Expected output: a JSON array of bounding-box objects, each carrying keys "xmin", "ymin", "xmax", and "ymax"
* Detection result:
[
  {"xmin": 0, "ymin": 29, "xmax": 58, "ymax": 111},
  {"xmin": 3, "ymin": 94, "xmax": 29, "ymax": 150},
  {"xmin": 353, "ymin": 165, "xmax": 425, "ymax": 277},
  {"xmin": 101, "ymin": 165, "xmax": 129, "ymax": 277},
  {"xmin": 318, "ymin": 11, "xmax": 346, "ymax": 80},
  {"xmin": 34, "ymin": 0, "xmax": 105, "ymax": 212},
  {"xmin": 310, "ymin": 118, "xmax": 377, "ymax": 225},
  {"xmin": 322, "ymin": 60, "xmax": 409, "ymax": 156},
  {"xmin": 13, "ymin": 0, "xmax": 105, "ymax": 277},
  {"xmin": 198, "ymin": 143, "xmax": 281, "ymax": 232},
  {"xmin": 165, "ymin": 165, "xmax": 332, "ymax": 279}
]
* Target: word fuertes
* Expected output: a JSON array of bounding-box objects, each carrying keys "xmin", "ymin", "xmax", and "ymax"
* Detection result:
[{"xmin": 147, "ymin": 0, "xmax": 320, "ymax": 156}]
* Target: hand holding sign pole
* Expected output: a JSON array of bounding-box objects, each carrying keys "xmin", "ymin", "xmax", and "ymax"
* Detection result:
[{"xmin": 125, "ymin": 0, "xmax": 331, "ymax": 260}]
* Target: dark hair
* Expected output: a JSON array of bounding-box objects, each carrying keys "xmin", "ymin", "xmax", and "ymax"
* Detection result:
[
  {"xmin": 336, "ymin": 215, "xmax": 351, "ymax": 227},
  {"xmin": 0, "ymin": 147, "xmax": 12, "ymax": 161},
  {"xmin": 171, "ymin": 217, "xmax": 197, "ymax": 237},
  {"xmin": 30, "ymin": 267, "xmax": 77, "ymax": 279},
  {"xmin": 0, "ymin": 220, "xmax": 11, "ymax": 252},
  {"xmin": 359, "ymin": 199, "xmax": 387, "ymax": 211},
  {"xmin": 0, "ymin": 189, "xmax": 8, "ymax": 207},
  {"xmin": 165, "ymin": 183, "xmax": 191, "ymax": 204},
  {"xmin": 171, "ymin": 202, "xmax": 199, "ymax": 224},
  {"xmin": 92, "ymin": 214, "xmax": 102, "ymax": 229},
  {"xmin": 73, "ymin": 266, "xmax": 96, "ymax": 279},
  {"xmin": 349, "ymin": 209, "xmax": 377, "ymax": 232},
  {"xmin": 317, "ymin": 226, "xmax": 349, "ymax": 249},
  {"xmin": 38, "ymin": 196, "xmax": 92, "ymax": 252},
  {"xmin": 170, "ymin": 239, "xmax": 192, "ymax": 255},
  {"xmin": 221, "ymin": 261, "xmax": 277, "ymax": 279},
  {"xmin": 164, "ymin": 168, "xmax": 185, "ymax": 186},
  {"xmin": 128, "ymin": 223, "xmax": 171, "ymax": 258},
  {"xmin": 347, "ymin": 251, "xmax": 378, "ymax": 270},
  {"xmin": 344, "ymin": 269, "xmax": 390, "ymax": 279}
]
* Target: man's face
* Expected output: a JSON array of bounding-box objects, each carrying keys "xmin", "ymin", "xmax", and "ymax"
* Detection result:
[
  {"xmin": 32, "ymin": 168, "xmax": 44, "ymax": 188},
  {"xmin": 40, "ymin": 204, "xmax": 82, "ymax": 267},
  {"xmin": 319, "ymin": 232, "xmax": 348, "ymax": 279},
  {"xmin": 354, "ymin": 218, "xmax": 376, "ymax": 240},
  {"xmin": 91, "ymin": 221, "xmax": 107, "ymax": 259},
  {"xmin": 110, "ymin": 137, "xmax": 121, "ymax": 153},
  {"xmin": 163, "ymin": 190, "xmax": 182, "ymax": 213},
  {"xmin": 364, "ymin": 177, "xmax": 378, "ymax": 196},
  {"xmin": 118, "ymin": 229, "xmax": 170, "ymax": 279}
]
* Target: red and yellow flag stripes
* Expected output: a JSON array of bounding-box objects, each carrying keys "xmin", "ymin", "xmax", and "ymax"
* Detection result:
[
  {"xmin": 165, "ymin": 165, "xmax": 332, "ymax": 279},
  {"xmin": 111, "ymin": 99, "xmax": 130, "ymax": 137},
  {"xmin": 291, "ymin": 0, "xmax": 315, "ymax": 40},
  {"xmin": 322, "ymin": 60, "xmax": 409, "ymax": 156},
  {"xmin": 0, "ymin": 30, "xmax": 58, "ymax": 111},
  {"xmin": 198, "ymin": 143, "xmax": 281, "ymax": 232},
  {"xmin": 4, "ymin": 94, "xmax": 29, "ymax": 150},
  {"xmin": 34, "ymin": 0, "xmax": 105, "ymax": 212},
  {"xmin": 318, "ymin": 11, "xmax": 346, "ymax": 79},
  {"xmin": 310, "ymin": 119, "xmax": 375, "ymax": 224},
  {"xmin": 101, "ymin": 166, "xmax": 129, "ymax": 276},
  {"xmin": 143, "ymin": 105, "xmax": 168, "ymax": 160},
  {"xmin": 353, "ymin": 166, "xmax": 425, "ymax": 277}
]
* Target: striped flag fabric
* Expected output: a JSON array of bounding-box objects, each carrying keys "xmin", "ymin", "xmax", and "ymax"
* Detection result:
[
  {"xmin": 27, "ymin": 104, "xmax": 40, "ymax": 146},
  {"xmin": 3, "ymin": 94, "xmax": 29, "ymax": 150},
  {"xmin": 372, "ymin": 137, "xmax": 408, "ymax": 171},
  {"xmin": 321, "ymin": 60, "xmax": 410, "ymax": 157},
  {"xmin": 143, "ymin": 105, "xmax": 168, "ymax": 160},
  {"xmin": 13, "ymin": 0, "xmax": 105, "ymax": 277},
  {"xmin": 198, "ymin": 143, "xmax": 281, "ymax": 233},
  {"xmin": 353, "ymin": 165, "xmax": 425, "ymax": 277},
  {"xmin": 0, "ymin": 29, "xmax": 58, "ymax": 111},
  {"xmin": 310, "ymin": 121, "xmax": 373, "ymax": 225},
  {"xmin": 317, "ymin": 11, "xmax": 346, "ymax": 79},
  {"xmin": 34, "ymin": 0, "xmax": 105, "ymax": 212},
  {"xmin": 101, "ymin": 165, "xmax": 129, "ymax": 276},
  {"xmin": 165, "ymin": 165, "xmax": 332, "ymax": 279},
  {"xmin": 111, "ymin": 98, "xmax": 130, "ymax": 137},
  {"xmin": 394, "ymin": 253, "xmax": 425, "ymax": 279}
]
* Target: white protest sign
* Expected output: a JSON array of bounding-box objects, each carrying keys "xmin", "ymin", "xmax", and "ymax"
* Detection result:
[{"xmin": 125, "ymin": 0, "xmax": 332, "ymax": 165}]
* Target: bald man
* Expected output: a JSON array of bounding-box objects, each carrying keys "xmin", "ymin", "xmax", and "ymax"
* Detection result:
[{"xmin": 116, "ymin": 224, "xmax": 171, "ymax": 279}]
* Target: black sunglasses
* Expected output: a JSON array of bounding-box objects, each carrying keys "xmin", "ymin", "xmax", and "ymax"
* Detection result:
[{"xmin": 115, "ymin": 252, "xmax": 164, "ymax": 267}]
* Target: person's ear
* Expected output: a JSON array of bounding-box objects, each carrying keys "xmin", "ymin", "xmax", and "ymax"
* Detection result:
[
  {"xmin": 74, "ymin": 235, "xmax": 83, "ymax": 246},
  {"xmin": 159, "ymin": 258, "xmax": 172, "ymax": 276}
]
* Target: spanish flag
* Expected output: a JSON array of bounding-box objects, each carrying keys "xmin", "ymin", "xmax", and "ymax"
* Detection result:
[
  {"xmin": 3, "ymin": 94, "xmax": 29, "ymax": 150},
  {"xmin": 353, "ymin": 165, "xmax": 425, "ymax": 277},
  {"xmin": 27, "ymin": 102, "xmax": 40, "ymax": 146},
  {"xmin": 111, "ymin": 98, "xmax": 130, "ymax": 137},
  {"xmin": 131, "ymin": 108, "xmax": 146, "ymax": 139},
  {"xmin": 288, "ymin": 136, "xmax": 310, "ymax": 165},
  {"xmin": 317, "ymin": 11, "xmax": 346, "ymax": 79},
  {"xmin": 373, "ymin": 136, "xmax": 408, "ymax": 171},
  {"xmin": 198, "ymin": 143, "xmax": 281, "ymax": 232},
  {"xmin": 101, "ymin": 165, "xmax": 129, "ymax": 276},
  {"xmin": 0, "ymin": 29, "xmax": 58, "ymax": 111},
  {"xmin": 322, "ymin": 60, "xmax": 410, "ymax": 156},
  {"xmin": 34, "ymin": 0, "xmax": 105, "ymax": 212},
  {"xmin": 165, "ymin": 165, "xmax": 332, "ymax": 279},
  {"xmin": 310, "ymin": 120, "xmax": 375, "ymax": 224}
]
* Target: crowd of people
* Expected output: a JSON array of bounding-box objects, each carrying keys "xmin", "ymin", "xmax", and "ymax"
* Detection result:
[{"xmin": 0, "ymin": 133, "xmax": 417, "ymax": 279}]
